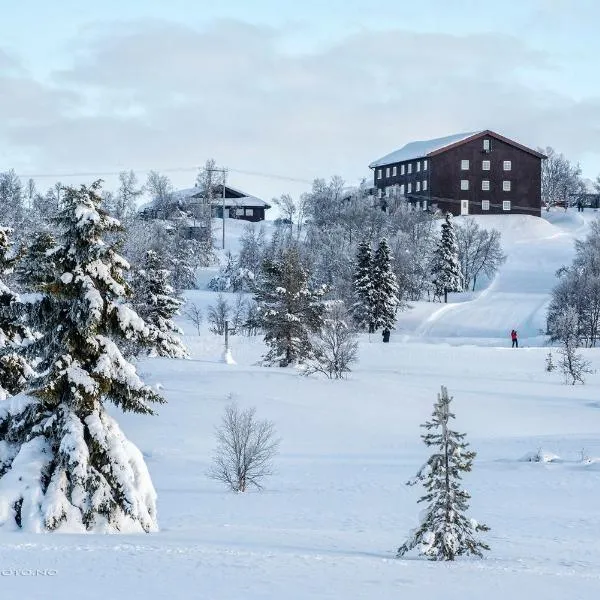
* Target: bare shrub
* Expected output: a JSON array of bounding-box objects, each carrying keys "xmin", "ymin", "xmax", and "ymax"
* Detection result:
[
  {"xmin": 207, "ymin": 294, "xmax": 231, "ymax": 335},
  {"xmin": 555, "ymin": 306, "xmax": 592, "ymax": 384},
  {"xmin": 184, "ymin": 302, "xmax": 203, "ymax": 335},
  {"xmin": 208, "ymin": 402, "xmax": 280, "ymax": 492},
  {"xmin": 230, "ymin": 292, "xmax": 248, "ymax": 334},
  {"xmin": 305, "ymin": 303, "xmax": 358, "ymax": 379}
]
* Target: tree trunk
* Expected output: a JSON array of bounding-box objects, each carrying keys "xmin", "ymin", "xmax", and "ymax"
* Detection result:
[{"xmin": 444, "ymin": 289, "xmax": 448, "ymax": 304}]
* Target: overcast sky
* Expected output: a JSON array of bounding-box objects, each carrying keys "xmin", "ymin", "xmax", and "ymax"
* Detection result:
[{"xmin": 2, "ymin": 0, "xmax": 600, "ymax": 202}]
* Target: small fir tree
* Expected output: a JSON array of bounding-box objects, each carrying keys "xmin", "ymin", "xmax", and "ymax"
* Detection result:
[
  {"xmin": 397, "ymin": 386, "xmax": 489, "ymax": 561},
  {"xmin": 131, "ymin": 250, "xmax": 188, "ymax": 359},
  {"xmin": 15, "ymin": 230, "xmax": 57, "ymax": 290},
  {"xmin": 0, "ymin": 226, "xmax": 35, "ymax": 399},
  {"xmin": 0, "ymin": 181, "xmax": 164, "ymax": 533},
  {"xmin": 431, "ymin": 213, "xmax": 463, "ymax": 303},
  {"xmin": 371, "ymin": 238, "xmax": 400, "ymax": 332},
  {"xmin": 254, "ymin": 246, "xmax": 326, "ymax": 367},
  {"xmin": 351, "ymin": 240, "xmax": 375, "ymax": 332}
]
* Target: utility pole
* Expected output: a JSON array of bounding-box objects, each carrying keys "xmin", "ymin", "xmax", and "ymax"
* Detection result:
[{"xmin": 204, "ymin": 166, "xmax": 228, "ymax": 250}]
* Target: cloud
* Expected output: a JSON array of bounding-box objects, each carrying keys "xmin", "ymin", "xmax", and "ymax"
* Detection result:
[{"xmin": 2, "ymin": 19, "xmax": 600, "ymax": 198}]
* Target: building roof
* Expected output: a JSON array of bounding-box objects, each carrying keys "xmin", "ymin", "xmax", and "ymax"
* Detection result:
[{"xmin": 369, "ymin": 130, "xmax": 546, "ymax": 168}]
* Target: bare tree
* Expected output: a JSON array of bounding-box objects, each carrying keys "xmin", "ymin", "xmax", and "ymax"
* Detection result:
[
  {"xmin": 539, "ymin": 146, "xmax": 583, "ymax": 210},
  {"xmin": 145, "ymin": 170, "xmax": 173, "ymax": 215},
  {"xmin": 305, "ymin": 303, "xmax": 359, "ymax": 379},
  {"xmin": 184, "ymin": 302, "xmax": 203, "ymax": 335},
  {"xmin": 555, "ymin": 306, "xmax": 592, "ymax": 385},
  {"xmin": 230, "ymin": 292, "xmax": 248, "ymax": 334},
  {"xmin": 208, "ymin": 402, "xmax": 280, "ymax": 492},
  {"xmin": 272, "ymin": 193, "xmax": 296, "ymax": 225},
  {"xmin": 207, "ymin": 293, "xmax": 231, "ymax": 335},
  {"xmin": 455, "ymin": 219, "xmax": 506, "ymax": 291}
]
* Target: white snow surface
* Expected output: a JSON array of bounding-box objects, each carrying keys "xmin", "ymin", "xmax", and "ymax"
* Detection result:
[
  {"xmin": 2, "ymin": 210, "xmax": 600, "ymax": 599},
  {"xmin": 368, "ymin": 131, "xmax": 480, "ymax": 167}
]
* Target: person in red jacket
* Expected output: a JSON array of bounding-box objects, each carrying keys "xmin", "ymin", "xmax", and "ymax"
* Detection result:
[{"xmin": 511, "ymin": 329, "xmax": 518, "ymax": 348}]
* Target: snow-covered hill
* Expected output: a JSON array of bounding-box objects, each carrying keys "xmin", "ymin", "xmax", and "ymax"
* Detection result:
[{"xmin": 2, "ymin": 210, "xmax": 600, "ymax": 600}]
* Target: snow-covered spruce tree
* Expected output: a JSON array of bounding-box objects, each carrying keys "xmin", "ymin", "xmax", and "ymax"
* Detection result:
[
  {"xmin": 15, "ymin": 230, "xmax": 57, "ymax": 291},
  {"xmin": 0, "ymin": 227, "xmax": 35, "ymax": 399},
  {"xmin": 0, "ymin": 181, "xmax": 164, "ymax": 533},
  {"xmin": 371, "ymin": 238, "xmax": 400, "ymax": 332},
  {"xmin": 398, "ymin": 385, "xmax": 489, "ymax": 561},
  {"xmin": 431, "ymin": 213, "xmax": 463, "ymax": 303},
  {"xmin": 351, "ymin": 240, "xmax": 375, "ymax": 332},
  {"xmin": 254, "ymin": 246, "xmax": 326, "ymax": 367},
  {"xmin": 131, "ymin": 250, "xmax": 188, "ymax": 359}
]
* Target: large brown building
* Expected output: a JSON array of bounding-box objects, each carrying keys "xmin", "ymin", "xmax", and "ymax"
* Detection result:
[{"xmin": 369, "ymin": 130, "xmax": 546, "ymax": 217}]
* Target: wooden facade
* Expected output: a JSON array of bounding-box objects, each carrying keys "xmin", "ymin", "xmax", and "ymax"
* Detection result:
[{"xmin": 370, "ymin": 130, "xmax": 546, "ymax": 217}]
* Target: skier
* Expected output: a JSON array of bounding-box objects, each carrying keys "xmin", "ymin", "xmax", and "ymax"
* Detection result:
[
  {"xmin": 382, "ymin": 328, "xmax": 390, "ymax": 343},
  {"xmin": 511, "ymin": 329, "xmax": 518, "ymax": 348}
]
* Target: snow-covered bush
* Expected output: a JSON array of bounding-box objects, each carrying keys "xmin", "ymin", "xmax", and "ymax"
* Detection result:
[{"xmin": 208, "ymin": 402, "xmax": 280, "ymax": 492}]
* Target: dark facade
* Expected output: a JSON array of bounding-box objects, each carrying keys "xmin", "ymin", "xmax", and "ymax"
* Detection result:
[{"xmin": 370, "ymin": 131, "xmax": 546, "ymax": 217}]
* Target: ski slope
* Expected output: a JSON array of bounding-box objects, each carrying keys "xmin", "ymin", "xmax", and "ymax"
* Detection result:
[{"xmin": 399, "ymin": 210, "xmax": 597, "ymax": 345}]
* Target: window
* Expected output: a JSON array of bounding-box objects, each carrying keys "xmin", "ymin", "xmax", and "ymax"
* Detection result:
[
  {"xmin": 482, "ymin": 160, "xmax": 490, "ymax": 171},
  {"xmin": 236, "ymin": 208, "xmax": 245, "ymax": 216},
  {"xmin": 401, "ymin": 164, "xmax": 405, "ymax": 175},
  {"xmin": 245, "ymin": 208, "xmax": 254, "ymax": 216},
  {"xmin": 503, "ymin": 200, "xmax": 511, "ymax": 211},
  {"xmin": 400, "ymin": 184, "xmax": 405, "ymax": 195},
  {"xmin": 483, "ymin": 139, "xmax": 491, "ymax": 151},
  {"xmin": 461, "ymin": 159, "xmax": 470, "ymax": 170},
  {"xmin": 416, "ymin": 181, "xmax": 421, "ymax": 192},
  {"xmin": 460, "ymin": 179, "xmax": 469, "ymax": 190},
  {"xmin": 423, "ymin": 180, "xmax": 428, "ymax": 191},
  {"xmin": 415, "ymin": 200, "xmax": 421, "ymax": 210},
  {"xmin": 503, "ymin": 160, "xmax": 512, "ymax": 171},
  {"xmin": 482, "ymin": 180, "xmax": 490, "ymax": 191},
  {"xmin": 503, "ymin": 180, "xmax": 511, "ymax": 191},
  {"xmin": 377, "ymin": 169, "xmax": 382, "ymax": 179},
  {"xmin": 386, "ymin": 167, "xmax": 390, "ymax": 178},
  {"xmin": 422, "ymin": 200, "xmax": 428, "ymax": 211},
  {"xmin": 377, "ymin": 188, "xmax": 382, "ymax": 198},
  {"xmin": 408, "ymin": 183, "xmax": 412, "ymax": 193},
  {"xmin": 481, "ymin": 200, "xmax": 490, "ymax": 211},
  {"xmin": 392, "ymin": 166, "xmax": 397, "ymax": 176},
  {"xmin": 408, "ymin": 163, "xmax": 413, "ymax": 174},
  {"xmin": 417, "ymin": 161, "xmax": 421, "ymax": 172},
  {"xmin": 423, "ymin": 160, "xmax": 428, "ymax": 171}
]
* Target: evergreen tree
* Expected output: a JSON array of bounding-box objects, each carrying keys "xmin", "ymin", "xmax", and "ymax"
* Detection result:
[
  {"xmin": 254, "ymin": 246, "xmax": 326, "ymax": 367},
  {"xmin": 397, "ymin": 386, "xmax": 489, "ymax": 561},
  {"xmin": 371, "ymin": 238, "xmax": 400, "ymax": 332},
  {"xmin": 131, "ymin": 250, "xmax": 188, "ymax": 359},
  {"xmin": 351, "ymin": 240, "xmax": 375, "ymax": 332},
  {"xmin": 15, "ymin": 230, "xmax": 57, "ymax": 291},
  {"xmin": 0, "ymin": 227, "xmax": 35, "ymax": 399},
  {"xmin": 431, "ymin": 213, "xmax": 463, "ymax": 303},
  {"xmin": 0, "ymin": 181, "xmax": 164, "ymax": 533}
]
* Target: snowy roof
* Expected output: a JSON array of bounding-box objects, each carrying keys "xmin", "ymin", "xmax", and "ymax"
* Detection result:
[
  {"xmin": 172, "ymin": 186, "xmax": 270, "ymax": 208},
  {"xmin": 369, "ymin": 130, "xmax": 547, "ymax": 168},
  {"xmin": 369, "ymin": 132, "xmax": 480, "ymax": 168}
]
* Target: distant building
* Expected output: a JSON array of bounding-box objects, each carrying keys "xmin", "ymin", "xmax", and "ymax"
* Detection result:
[
  {"xmin": 140, "ymin": 184, "xmax": 271, "ymax": 223},
  {"xmin": 369, "ymin": 130, "xmax": 546, "ymax": 217}
]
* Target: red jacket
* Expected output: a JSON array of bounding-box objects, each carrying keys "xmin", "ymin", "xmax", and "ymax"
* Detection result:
[{"xmin": 511, "ymin": 330, "xmax": 517, "ymax": 341}]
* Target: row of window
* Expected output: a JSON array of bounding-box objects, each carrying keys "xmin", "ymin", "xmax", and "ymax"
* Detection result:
[
  {"xmin": 378, "ymin": 180, "xmax": 428, "ymax": 197},
  {"xmin": 377, "ymin": 159, "xmax": 428, "ymax": 180},
  {"xmin": 466, "ymin": 200, "xmax": 511, "ymax": 211},
  {"xmin": 461, "ymin": 159, "xmax": 511, "ymax": 171},
  {"xmin": 461, "ymin": 180, "xmax": 512, "ymax": 191}
]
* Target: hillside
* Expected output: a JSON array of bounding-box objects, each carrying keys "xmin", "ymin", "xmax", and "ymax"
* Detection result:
[{"xmin": 2, "ymin": 210, "xmax": 600, "ymax": 600}]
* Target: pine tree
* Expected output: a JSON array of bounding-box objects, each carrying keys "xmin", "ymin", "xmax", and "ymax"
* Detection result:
[
  {"xmin": 0, "ymin": 181, "xmax": 164, "ymax": 533},
  {"xmin": 431, "ymin": 213, "xmax": 463, "ymax": 303},
  {"xmin": 351, "ymin": 240, "xmax": 375, "ymax": 332},
  {"xmin": 397, "ymin": 386, "xmax": 489, "ymax": 561},
  {"xmin": 371, "ymin": 239, "xmax": 400, "ymax": 332},
  {"xmin": 0, "ymin": 227, "xmax": 35, "ymax": 399},
  {"xmin": 131, "ymin": 250, "xmax": 188, "ymax": 359},
  {"xmin": 254, "ymin": 246, "xmax": 326, "ymax": 367},
  {"xmin": 15, "ymin": 230, "xmax": 57, "ymax": 291}
]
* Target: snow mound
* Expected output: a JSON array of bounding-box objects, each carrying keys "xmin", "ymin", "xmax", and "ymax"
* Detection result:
[{"xmin": 520, "ymin": 449, "xmax": 561, "ymax": 463}]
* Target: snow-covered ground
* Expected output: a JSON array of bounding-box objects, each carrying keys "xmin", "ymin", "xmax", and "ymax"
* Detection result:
[{"xmin": 2, "ymin": 210, "xmax": 600, "ymax": 599}]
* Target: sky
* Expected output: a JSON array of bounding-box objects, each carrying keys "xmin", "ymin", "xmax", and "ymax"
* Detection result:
[{"xmin": 2, "ymin": 0, "xmax": 600, "ymax": 203}]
